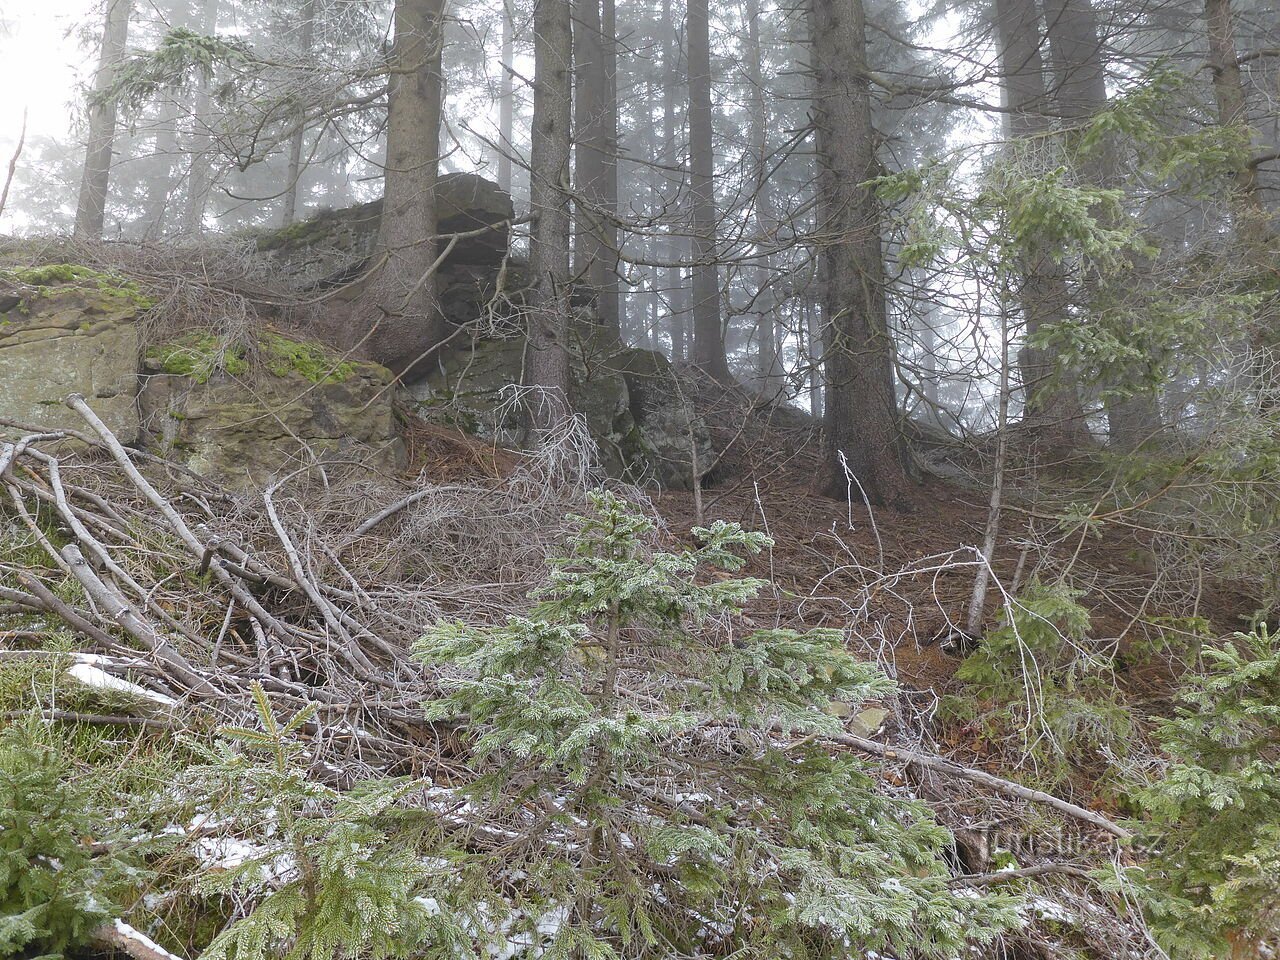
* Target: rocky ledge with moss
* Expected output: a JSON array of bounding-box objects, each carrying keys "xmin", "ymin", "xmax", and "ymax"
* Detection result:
[
  {"xmin": 140, "ymin": 329, "xmax": 405, "ymax": 486},
  {"xmin": 0, "ymin": 264, "xmax": 154, "ymax": 444}
]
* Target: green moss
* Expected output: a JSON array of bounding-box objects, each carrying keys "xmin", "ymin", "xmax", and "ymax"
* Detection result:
[
  {"xmin": 254, "ymin": 217, "xmax": 335, "ymax": 252},
  {"xmin": 148, "ymin": 334, "xmax": 249, "ymax": 384},
  {"xmin": 260, "ymin": 331, "xmax": 355, "ymax": 383},
  {"xmin": 4, "ymin": 263, "xmax": 155, "ymax": 311},
  {"xmin": 149, "ymin": 331, "xmax": 355, "ymax": 385}
]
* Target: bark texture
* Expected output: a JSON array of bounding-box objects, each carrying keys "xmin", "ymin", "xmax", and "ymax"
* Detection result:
[
  {"xmin": 363, "ymin": 0, "xmax": 446, "ymax": 376},
  {"xmin": 74, "ymin": 0, "xmax": 132, "ymax": 240},
  {"xmin": 809, "ymin": 0, "xmax": 910, "ymax": 505},
  {"xmin": 526, "ymin": 0, "xmax": 575, "ymax": 427}
]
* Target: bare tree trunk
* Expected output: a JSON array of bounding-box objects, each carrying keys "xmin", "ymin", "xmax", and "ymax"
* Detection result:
[
  {"xmin": 600, "ymin": 0, "xmax": 621, "ymax": 331},
  {"xmin": 1204, "ymin": 0, "xmax": 1273, "ymax": 249},
  {"xmin": 526, "ymin": 0, "xmax": 575, "ymax": 428},
  {"xmin": 281, "ymin": 0, "xmax": 318, "ymax": 226},
  {"xmin": 993, "ymin": 0, "xmax": 1092, "ymax": 453},
  {"xmin": 362, "ymin": 0, "xmax": 446, "ymax": 376},
  {"xmin": 686, "ymin": 0, "xmax": 731, "ymax": 380},
  {"xmin": 661, "ymin": 5, "xmax": 688, "ymax": 362},
  {"xmin": 809, "ymin": 0, "xmax": 909, "ymax": 505},
  {"xmin": 498, "ymin": 0, "xmax": 515, "ymax": 193},
  {"xmin": 967, "ymin": 300, "xmax": 1012, "ymax": 635},
  {"xmin": 745, "ymin": 0, "xmax": 782, "ymax": 395},
  {"xmin": 1045, "ymin": 0, "xmax": 1164, "ymax": 448},
  {"xmin": 572, "ymin": 0, "xmax": 620, "ymax": 335},
  {"xmin": 181, "ymin": 0, "xmax": 219, "ymax": 237},
  {"xmin": 806, "ymin": 298, "xmax": 823, "ymax": 418},
  {"xmin": 74, "ymin": 0, "xmax": 132, "ymax": 240}
]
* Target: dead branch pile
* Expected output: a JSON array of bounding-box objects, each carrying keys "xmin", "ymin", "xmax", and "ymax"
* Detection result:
[{"xmin": 0, "ymin": 393, "xmax": 593, "ymax": 780}]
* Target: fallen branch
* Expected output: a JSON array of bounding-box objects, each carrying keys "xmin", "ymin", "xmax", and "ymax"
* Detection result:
[
  {"xmin": 92, "ymin": 920, "xmax": 187, "ymax": 960},
  {"xmin": 949, "ymin": 862, "xmax": 1095, "ymax": 887},
  {"xmin": 817, "ymin": 728, "xmax": 1132, "ymax": 841}
]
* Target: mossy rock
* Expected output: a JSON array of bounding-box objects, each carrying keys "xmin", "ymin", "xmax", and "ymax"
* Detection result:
[
  {"xmin": 139, "ymin": 330, "xmax": 404, "ymax": 488},
  {"xmin": 146, "ymin": 330, "xmax": 356, "ymax": 386},
  {"xmin": 0, "ymin": 267, "xmax": 146, "ymax": 442},
  {"xmin": 408, "ymin": 320, "xmax": 712, "ymax": 489},
  {"xmin": 2, "ymin": 263, "xmax": 155, "ymax": 313}
]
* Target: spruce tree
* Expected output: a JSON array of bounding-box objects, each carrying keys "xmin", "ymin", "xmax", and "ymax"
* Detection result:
[{"xmin": 415, "ymin": 491, "xmax": 1018, "ymax": 957}]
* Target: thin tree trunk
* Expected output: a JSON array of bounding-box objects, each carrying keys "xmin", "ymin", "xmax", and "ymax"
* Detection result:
[
  {"xmin": 686, "ymin": 0, "xmax": 730, "ymax": 380},
  {"xmin": 601, "ymin": 0, "xmax": 621, "ymax": 332},
  {"xmin": 806, "ymin": 298, "xmax": 823, "ymax": 418},
  {"xmin": 572, "ymin": 0, "xmax": 620, "ymax": 335},
  {"xmin": 662, "ymin": 5, "xmax": 688, "ymax": 362},
  {"xmin": 498, "ymin": 0, "xmax": 515, "ymax": 193},
  {"xmin": 745, "ymin": 0, "xmax": 781, "ymax": 395},
  {"xmin": 181, "ymin": 0, "xmax": 219, "ymax": 237},
  {"xmin": 281, "ymin": 0, "xmax": 318, "ymax": 226},
  {"xmin": 993, "ymin": 0, "xmax": 1092, "ymax": 453},
  {"xmin": 809, "ymin": 0, "xmax": 909, "ymax": 505},
  {"xmin": 362, "ymin": 0, "xmax": 446, "ymax": 376},
  {"xmin": 74, "ymin": 0, "xmax": 132, "ymax": 240},
  {"xmin": 141, "ymin": 99, "xmax": 181, "ymax": 238},
  {"xmin": 526, "ymin": 0, "xmax": 575, "ymax": 428},
  {"xmin": 967, "ymin": 300, "xmax": 1012, "ymax": 635}
]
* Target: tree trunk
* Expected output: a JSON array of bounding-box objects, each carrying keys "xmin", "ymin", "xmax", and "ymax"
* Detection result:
[
  {"xmin": 809, "ymin": 0, "xmax": 909, "ymax": 505},
  {"xmin": 498, "ymin": 0, "xmax": 515, "ymax": 193},
  {"xmin": 74, "ymin": 0, "xmax": 132, "ymax": 240},
  {"xmin": 993, "ymin": 0, "xmax": 1093, "ymax": 452},
  {"xmin": 661, "ymin": 6, "xmax": 688, "ymax": 362},
  {"xmin": 281, "ymin": 0, "xmax": 318, "ymax": 226},
  {"xmin": 181, "ymin": 0, "xmax": 219, "ymax": 237},
  {"xmin": 1204, "ymin": 0, "xmax": 1273, "ymax": 249},
  {"xmin": 1044, "ymin": 0, "xmax": 1164, "ymax": 448},
  {"xmin": 572, "ymin": 0, "xmax": 620, "ymax": 335},
  {"xmin": 686, "ymin": 0, "xmax": 731, "ymax": 380},
  {"xmin": 525, "ymin": 0, "xmax": 575, "ymax": 429},
  {"xmin": 362, "ymin": 0, "xmax": 446, "ymax": 376},
  {"xmin": 745, "ymin": 0, "xmax": 782, "ymax": 396},
  {"xmin": 601, "ymin": 0, "xmax": 621, "ymax": 332}
]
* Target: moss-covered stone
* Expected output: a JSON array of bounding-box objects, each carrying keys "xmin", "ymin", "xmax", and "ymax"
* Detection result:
[
  {"xmin": 146, "ymin": 330, "xmax": 356, "ymax": 386},
  {"xmin": 260, "ymin": 332, "xmax": 356, "ymax": 383},
  {"xmin": 3, "ymin": 263, "xmax": 155, "ymax": 312},
  {"xmin": 146, "ymin": 335, "xmax": 250, "ymax": 384},
  {"xmin": 139, "ymin": 331, "xmax": 404, "ymax": 488},
  {"xmin": 0, "ymin": 270, "xmax": 144, "ymax": 442}
]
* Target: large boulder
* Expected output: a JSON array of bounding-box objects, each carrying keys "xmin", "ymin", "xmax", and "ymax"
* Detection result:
[
  {"xmin": 256, "ymin": 173, "xmax": 515, "ymax": 288},
  {"xmin": 138, "ymin": 330, "xmax": 405, "ymax": 487},
  {"xmin": 0, "ymin": 265, "xmax": 151, "ymax": 443},
  {"xmin": 408, "ymin": 321, "xmax": 712, "ymax": 489}
]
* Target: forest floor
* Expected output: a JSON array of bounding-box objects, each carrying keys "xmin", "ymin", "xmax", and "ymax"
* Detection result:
[{"xmin": 398, "ymin": 394, "xmax": 1257, "ymax": 800}]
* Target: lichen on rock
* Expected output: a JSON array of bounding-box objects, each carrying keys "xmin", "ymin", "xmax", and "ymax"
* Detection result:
[
  {"xmin": 409, "ymin": 318, "xmax": 712, "ymax": 489},
  {"xmin": 0, "ymin": 264, "xmax": 148, "ymax": 442},
  {"xmin": 139, "ymin": 329, "xmax": 403, "ymax": 487}
]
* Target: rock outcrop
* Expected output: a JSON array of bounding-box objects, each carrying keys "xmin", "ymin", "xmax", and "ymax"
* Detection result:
[
  {"xmin": 0, "ymin": 265, "xmax": 151, "ymax": 443},
  {"xmin": 0, "ymin": 175, "xmax": 712, "ymax": 491},
  {"xmin": 257, "ymin": 173, "xmax": 515, "ymax": 284},
  {"xmin": 410, "ymin": 319, "xmax": 712, "ymax": 489},
  {"xmin": 138, "ymin": 331, "xmax": 405, "ymax": 487}
]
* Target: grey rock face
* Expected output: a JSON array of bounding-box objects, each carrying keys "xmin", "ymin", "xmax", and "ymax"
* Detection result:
[
  {"xmin": 138, "ymin": 335, "xmax": 405, "ymax": 489},
  {"xmin": 0, "ymin": 269, "xmax": 145, "ymax": 443},
  {"xmin": 408, "ymin": 320, "xmax": 711, "ymax": 489}
]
